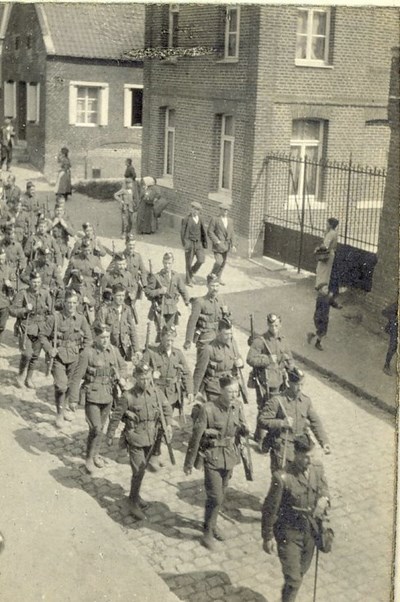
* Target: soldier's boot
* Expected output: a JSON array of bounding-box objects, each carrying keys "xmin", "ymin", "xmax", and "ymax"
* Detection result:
[
  {"xmin": 63, "ymin": 396, "xmax": 74, "ymax": 422},
  {"xmin": 25, "ymin": 368, "xmax": 36, "ymax": 390},
  {"xmin": 212, "ymin": 525, "xmax": 226, "ymax": 541},
  {"xmin": 202, "ymin": 505, "xmax": 218, "ymax": 550},
  {"xmin": 201, "ymin": 529, "xmax": 215, "ymax": 551},
  {"xmin": 16, "ymin": 357, "xmax": 28, "ymax": 388},
  {"xmin": 55, "ymin": 391, "xmax": 66, "ymax": 429},
  {"xmin": 281, "ymin": 584, "xmax": 299, "ymax": 602}
]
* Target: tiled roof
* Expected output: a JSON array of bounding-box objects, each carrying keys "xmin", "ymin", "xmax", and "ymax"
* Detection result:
[{"xmin": 38, "ymin": 3, "xmax": 144, "ymax": 60}]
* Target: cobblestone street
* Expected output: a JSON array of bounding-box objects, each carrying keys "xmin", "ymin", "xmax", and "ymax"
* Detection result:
[{"xmin": 0, "ymin": 229, "xmax": 395, "ymax": 602}]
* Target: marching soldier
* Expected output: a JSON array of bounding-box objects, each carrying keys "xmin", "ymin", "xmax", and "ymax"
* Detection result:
[
  {"xmin": 101, "ymin": 253, "xmax": 137, "ymax": 318},
  {"xmin": 0, "ymin": 245, "xmax": 15, "ymax": 344},
  {"xmin": 181, "ymin": 201, "xmax": 208, "ymax": 286},
  {"xmin": 63, "ymin": 238, "xmax": 103, "ymax": 310},
  {"xmin": 40, "ymin": 289, "xmax": 92, "ymax": 428},
  {"xmin": 116, "ymin": 234, "xmax": 147, "ymax": 303},
  {"xmin": 48, "ymin": 204, "xmax": 75, "ymax": 264},
  {"xmin": 72, "ymin": 222, "xmax": 107, "ymax": 258},
  {"xmin": 184, "ymin": 376, "xmax": 249, "ymax": 550},
  {"xmin": 247, "ymin": 313, "xmax": 294, "ymax": 444},
  {"xmin": 20, "ymin": 247, "xmax": 63, "ymax": 294},
  {"xmin": 4, "ymin": 174, "xmax": 21, "ymax": 208},
  {"xmin": 2, "ymin": 224, "xmax": 27, "ymax": 272},
  {"xmin": 184, "ymin": 273, "xmax": 230, "ymax": 354},
  {"xmin": 80, "ymin": 323, "xmax": 127, "ymax": 473},
  {"xmin": 193, "ymin": 317, "xmax": 244, "ymax": 402},
  {"xmin": 262, "ymin": 434, "xmax": 331, "ymax": 602},
  {"xmin": 145, "ymin": 251, "xmax": 190, "ymax": 339},
  {"xmin": 106, "ymin": 361, "xmax": 173, "ymax": 520},
  {"xmin": 24, "ymin": 217, "xmax": 62, "ymax": 266},
  {"xmin": 0, "ymin": 198, "xmax": 30, "ymax": 244},
  {"xmin": 96, "ymin": 283, "xmax": 139, "ymax": 361},
  {"xmin": 258, "ymin": 367, "xmax": 331, "ymax": 472},
  {"xmin": 10, "ymin": 271, "xmax": 52, "ymax": 388},
  {"xmin": 20, "ymin": 181, "xmax": 40, "ymax": 216}
]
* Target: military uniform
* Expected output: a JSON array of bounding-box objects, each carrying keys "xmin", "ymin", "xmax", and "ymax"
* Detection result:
[
  {"xmin": 63, "ymin": 252, "xmax": 103, "ymax": 307},
  {"xmin": 4, "ymin": 184, "xmax": 21, "ymax": 207},
  {"xmin": 10, "ymin": 286, "xmax": 52, "ymax": 383},
  {"xmin": 107, "ymin": 377, "xmax": 172, "ymax": 512},
  {"xmin": 20, "ymin": 192, "xmax": 40, "ymax": 216},
  {"xmin": 262, "ymin": 461, "xmax": 330, "ymax": 602},
  {"xmin": 20, "ymin": 258, "xmax": 63, "ymax": 293},
  {"xmin": 24, "ymin": 232, "xmax": 62, "ymax": 266},
  {"xmin": 101, "ymin": 268, "xmax": 137, "ymax": 301},
  {"xmin": 96, "ymin": 302, "xmax": 139, "ymax": 360},
  {"xmin": 185, "ymin": 293, "xmax": 229, "ymax": 351},
  {"xmin": 48, "ymin": 217, "xmax": 74, "ymax": 262},
  {"xmin": 40, "ymin": 311, "xmax": 92, "ymax": 424},
  {"xmin": 72, "ymin": 236, "xmax": 107, "ymax": 258},
  {"xmin": 0, "ymin": 209, "xmax": 30, "ymax": 243},
  {"xmin": 80, "ymin": 341, "xmax": 126, "ymax": 467},
  {"xmin": 145, "ymin": 344, "xmax": 193, "ymax": 408},
  {"xmin": 108, "ymin": 248, "xmax": 147, "ymax": 301},
  {"xmin": 259, "ymin": 391, "xmax": 329, "ymax": 472},
  {"xmin": 193, "ymin": 338, "xmax": 239, "ymax": 400},
  {"xmin": 0, "ymin": 262, "xmax": 15, "ymax": 342},
  {"xmin": 184, "ymin": 396, "xmax": 248, "ymax": 544},
  {"xmin": 2, "ymin": 238, "xmax": 26, "ymax": 272},
  {"xmin": 145, "ymin": 269, "xmax": 189, "ymax": 333}
]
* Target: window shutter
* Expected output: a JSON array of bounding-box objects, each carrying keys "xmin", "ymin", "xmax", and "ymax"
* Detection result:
[
  {"xmin": 12, "ymin": 82, "xmax": 16, "ymax": 118},
  {"xmin": 215, "ymin": 6, "xmax": 228, "ymax": 59},
  {"xmin": 36, "ymin": 83, "xmax": 40, "ymax": 123},
  {"xmin": 69, "ymin": 84, "xmax": 77, "ymax": 125},
  {"xmin": 123, "ymin": 86, "xmax": 131, "ymax": 127},
  {"xmin": 161, "ymin": 4, "xmax": 169, "ymax": 49},
  {"xmin": 4, "ymin": 81, "xmax": 16, "ymax": 118},
  {"xmin": 99, "ymin": 85, "xmax": 109, "ymax": 126},
  {"xmin": 27, "ymin": 83, "xmax": 37, "ymax": 122}
]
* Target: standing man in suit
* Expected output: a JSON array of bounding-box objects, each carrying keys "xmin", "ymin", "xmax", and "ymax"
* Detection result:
[
  {"xmin": 181, "ymin": 201, "xmax": 208, "ymax": 287},
  {"xmin": 207, "ymin": 204, "xmax": 236, "ymax": 286},
  {"xmin": 1, "ymin": 118, "xmax": 15, "ymax": 171}
]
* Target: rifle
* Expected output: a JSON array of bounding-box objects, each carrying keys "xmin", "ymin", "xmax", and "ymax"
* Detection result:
[
  {"xmin": 148, "ymin": 259, "xmax": 163, "ymax": 329},
  {"xmin": 144, "ymin": 320, "xmax": 151, "ymax": 352},
  {"xmin": 22, "ymin": 290, "xmax": 30, "ymax": 351},
  {"xmin": 232, "ymin": 336, "xmax": 248, "ymax": 404},
  {"xmin": 155, "ymin": 389, "xmax": 176, "ymax": 465},
  {"xmin": 237, "ymin": 433, "xmax": 254, "ymax": 481},
  {"xmin": 46, "ymin": 311, "xmax": 57, "ymax": 376},
  {"xmin": 15, "ymin": 259, "xmax": 20, "ymax": 293},
  {"xmin": 176, "ymin": 366, "xmax": 186, "ymax": 425},
  {"xmin": 112, "ymin": 240, "xmax": 115, "ymax": 257}
]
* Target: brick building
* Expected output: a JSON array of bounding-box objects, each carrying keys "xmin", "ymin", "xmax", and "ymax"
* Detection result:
[
  {"xmin": 142, "ymin": 5, "xmax": 399, "ymax": 258},
  {"xmin": 0, "ymin": 3, "xmax": 144, "ymax": 181}
]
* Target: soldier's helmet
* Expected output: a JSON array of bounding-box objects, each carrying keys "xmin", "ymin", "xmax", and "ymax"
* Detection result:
[{"xmin": 294, "ymin": 433, "xmax": 314, "ymax": 453}]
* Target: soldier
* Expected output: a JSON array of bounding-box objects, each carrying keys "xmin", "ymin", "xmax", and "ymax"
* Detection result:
[
  {"xmin": 1, "ymin": 224, "xmax": 26, "ymax": 272},
  {"xmin": 0, "ymin": 198, "xmax": 30, "ymax": 244},
  {"xmin": 207, "ymin": 203, "xmax": 237, "ymax": 285},
  {"xmin": 117, "ymin": 234, "xmax": 147, "ymax": 303},
  {"xmin": 48, "ymin": 204, "xmax": 75, "ymax": 265},
  {"xmin": 3, "ymin": 174, "xmax": 21, "ymax": 208},
  {"xmin": 0, "ymin": 245, "xmax": 15, "ymax": 344},
  {"xmin": 80, "ymin": 323, "xmax": 127, "ymax": 473},
  {"xmin": 20, "ymin": 181, "xmax": 40, "ymax": 215},
  {"xmin": 247, "ymin": 313, "xmax": 294, "ymax": 444},
  {"xmin": 20, "ymin": 247, "xmax": 63, "ymax": 294},
  {"xmin": 193, "ymin": 317, "xmax": 244, "ymax": 402},
  {"xmin": 184, "ymin": 273, "xmax": 230, "ymax": 354},
  {"xmin": 106, "ymin": 361, "xmax": 173, "ymax": 520},
  {"xmin": 96, "ymin": 283, "xmax": 139, "ymax": 361},
  {"xmin": 24, "ymin": 217, "xmax": 62, "ymax": 266},
  {"xmin": 72, "ymin": 222, "xmax": 107, "ymax": 258},
  {"xmin": 184, "ymin": 376, "xmax": 249, "ymax": 550},
  {"xmin": 258, "ymin": 367, "xmax": 331, "ymax": 472},
  {"xmin": 145, "ymin": 251, "xmax": 190, "ymax": 339},
  {"xmin": 101, "ymin": 253, "xmax": 137, "ymax": 318},
  {"xmin": 262, "ymin": 434, "xmax": 331, "ymax": 602},
  {"xmin": 181, "ymin": 201, "xmax": 208, "ymax": 286},
  {"xmin": 40, "ymin": 289, "xmax": 92, "ymax": 427},
  {"xmin": 10, "ymin": 271, "xmax": 52, "ymax": 388},
  {"xmin": 63, "ymin": 238, "xmax": 103, "ymax": 311}
]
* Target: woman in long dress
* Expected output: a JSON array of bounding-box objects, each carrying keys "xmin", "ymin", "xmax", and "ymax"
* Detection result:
[
  {"xmin": 136, "ymin": 176, "xmax": 160, "ymax": 234},
  {"xmin": 55, "ymin": 147, "xmax": 72, "ymax": 201},
  {"xmin": 315, "ymin": 217, "xmax": 339, "ymax": 289}
]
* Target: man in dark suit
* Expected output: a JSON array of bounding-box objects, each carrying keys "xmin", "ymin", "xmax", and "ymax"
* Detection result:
[
  {"xmin": 180, "ymin": 201, "xmax": 208, "ymax": 286},
  {"xmin": 1, "ymin": 118, "xmax": 15, "ymax": 171},
  {"xmin": 207, "ymin": 203, "xmax": 236, "ymax": 285}
]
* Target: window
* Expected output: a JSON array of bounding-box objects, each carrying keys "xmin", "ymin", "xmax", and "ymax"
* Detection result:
[
  {"xmin": 124, "ymin": 85, "xmax": 143, "ymax": 127},
  {"xmin": 15, "ymin": 35, "xmax": 20, "ymax": 51},
  {"xmin": 164, "ymin": 108, "xmax": 175, "ymax": 177},
  {"xmin": 168, "ymin": 4, "xmax": 179, "ymax": 48},
  {"xmin": 290, "ymin": 119, "xmax": 324, "ymax": 204},
  {"xmin": 219, "ymin": 115, "xmax": 235, "ymax": 192},
  {"xmin": 3, "ymin": 81, "xmax": 16, "ymax": 118},
  {"xmin": 296, "ymin": 8, "xmax": 331, "ymax": 66},
  {"xmin": 224, "ymin": 7, "xmax": 240, "ymax": 60},
  {"xmin": 26, "ymin": 35, "xmax": 32, "ymax": 50},
  {"xmin": 69, "ymin": 81, "xmax": 109, "ymax": 127},
  {"xmin": 27, "ymin": 82, "xmax": 40, "ymax": 123}
]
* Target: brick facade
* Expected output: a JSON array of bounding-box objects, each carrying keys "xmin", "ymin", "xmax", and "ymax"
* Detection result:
[
  {"xmin": 143, "ymin": 5, "xmax": 399, "ymax": 257},
  {"xmin": 1, "ymin": 3, "xmax": 143, "ymax": 182}
]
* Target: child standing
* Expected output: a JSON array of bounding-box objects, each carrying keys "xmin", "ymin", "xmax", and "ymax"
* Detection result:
[{"xmin": 307, "ymin": 283, "xmax": 334, "ymax": 351}]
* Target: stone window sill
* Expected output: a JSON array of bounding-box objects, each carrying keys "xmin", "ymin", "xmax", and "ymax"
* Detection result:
[
  {"xmin": 157, "ymin": 176, "xmax": 174, "ymax": 190},
  {"xmin": 208, "ymin": 191, "xmax": 232, "ymax": 206}
]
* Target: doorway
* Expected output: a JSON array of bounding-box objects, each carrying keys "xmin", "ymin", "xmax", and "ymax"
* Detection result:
[{"xmin": 17, "ymin": 81, "xmax": 27, "ymax": 140}]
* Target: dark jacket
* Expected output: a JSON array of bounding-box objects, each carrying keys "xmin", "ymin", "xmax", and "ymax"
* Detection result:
[
  {"xmin": 207, "ymin": 216, "xmax": 235, "ymax": 253},
  {"xmin": 181, "ymin": 215, "xmax": 208, "ymax": 249}
]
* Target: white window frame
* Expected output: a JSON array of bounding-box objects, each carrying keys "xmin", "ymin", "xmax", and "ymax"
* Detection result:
[
  {"xmin": 218, "ymin": 115, "xmax": 235, "ymax": 193},
  {"xmin": 123, "ymin": 84, "xmax": 143, "ymax": 128},
  {"xmin": 289, "ymin": 120, "xmax": 324, "ymax": 209},
  {"xmin": 295, "ymin": 7, "xmax": 331, "ymax": 67},
  {"xmin": 3, "ymin": 81, "xmax": 16, "ymax": 118},
  {"xmin": 168, "ymin": 4, "xmax": 179, "ymax": 48},
  {"xmin": 163, "ymin": 108, "xmax": 175, "ymax": 178},
  {"xmin": 27, "ymin": 82, "xmax": 40, "ymax": 124},
  {"xmin": 69, "ymin": 81, "xmax": 109, "ymax": 127},
  {"xmin": 224, "ymin": 6, "xmax": 240, "ymax": 60}
]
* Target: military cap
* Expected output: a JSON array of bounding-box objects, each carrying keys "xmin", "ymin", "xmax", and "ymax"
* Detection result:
[
  {"xmin": 135, "ymin": 361, "xmax": 151, "ymax": 375},
  {"xmin": 125, "ymin": 233, "xmax": 136, "ymax": 243},
  {"xmin": 294, "ymin": 433, "xmax": 315, "ymax": 453},
  {"xmin": 26, "ymin": 180, "xmax": 34, "ymax": 189},
  {"xmin": 161, "ymin": 324, "xmax": 177, "ymax": 336},
  {"xmin": 81, "ymin": 238, "xmax": 91, "ymax": 248},
  {"xmin": 267, "ymin": 313, "xmax": 280, "ymax": 324},
  {"xmin": 219, "ymin": 375, "xmax": 237, "ymax": 389},
  {"xmin": 93, "ymin": 322, "xmax": 111, "ymax": 336},
  {"xmin": 114, "ymin": 253, "xmax": 125, "ymax": 262},
  {"xmin": 36, "ymin": 214, "xmax": 46, "ymax": 223},
  {"xmin": 163, "ymin": 251, "xmax": 174, "ymax": 261},
  {"xmin": 207, "ymin": 273, "xmax": 219, "ymax": 284},
  {"xmin": 191, "ymin": 201, "xmax": 202, "ymax": 210},
  {"xmin": 288, "ymin": 367, "xmax": 304, "ymax": 383},
  {"xmin": 218, "ymin": 317, "xmax": 232, "ymax": 331},
  {"xmin": 37, "ymin": 246, "xmax": 51, "ymax": 255},
  {"xmin": 82, "ymin": 222, "xmax": 91, "ymax": 230},
  {"xmin": 102, "ymin": 288, "xmax": 113, "ymax": 301},
  {"xmin": 64, "ymin": 289, "xmax": 78, "ymax": 300},
  {"xmin": 30, "ymin": 270, "xmax": 41, "ymax": 280},
  {"xmin": 112, "ymin": 283, "xmax": 126, "ymax": 294},
  {"xmin": 4, "ymin": 224, "xmax": 15, "ymax": 233}
]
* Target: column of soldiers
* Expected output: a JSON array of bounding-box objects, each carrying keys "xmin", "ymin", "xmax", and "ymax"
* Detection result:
[{"xmin": 0, "ymin": 183, "xmax": 334, "ymax": 602}]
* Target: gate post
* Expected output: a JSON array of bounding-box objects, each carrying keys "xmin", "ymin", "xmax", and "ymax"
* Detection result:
[
  {"xmin": 344, "ymin": 153, "xmax": 353, "ymax": 246},
  {"xmin": 297, "ymin": 156, "xmax": 307, "ymax": 273}
]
